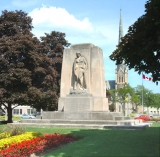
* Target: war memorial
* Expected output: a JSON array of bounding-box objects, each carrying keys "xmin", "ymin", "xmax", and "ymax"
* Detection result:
[
  {"xmin": 9, "ymin": 43, "xmax": 150, "ymax": 130},
  {"xmin": 42, "ymin": 43, "xmax": 122, "ymax": 121}
]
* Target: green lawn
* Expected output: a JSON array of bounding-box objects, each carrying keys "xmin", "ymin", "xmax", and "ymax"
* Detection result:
[
  {"xmin": 0, "ymin": 116, "xmax": 21, "ymax": 122},
  {"xmin": 0, "ymin": 122, "xmax": 160, "ymax": 157}
]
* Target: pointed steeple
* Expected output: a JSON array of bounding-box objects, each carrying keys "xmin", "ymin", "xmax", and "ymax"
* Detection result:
[
  {"xmin": 117, "ymin": 9, "xmax": 125, "ymax": 70},
  {"xmin": 116, "ymin": 9, "xmax": 128, "ymax": 89},
  {"xmin": 118, "ymin": 9, "xmax": 123, "ymax": 43}
]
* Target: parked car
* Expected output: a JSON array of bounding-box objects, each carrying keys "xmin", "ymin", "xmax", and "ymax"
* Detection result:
[
  {"xmin": 134, "ymin": 115, "xmax": 150, "ymax": 121},
  {"xmin": 20, "ymin": 114, "xmax": 36, "ymax": 119}
]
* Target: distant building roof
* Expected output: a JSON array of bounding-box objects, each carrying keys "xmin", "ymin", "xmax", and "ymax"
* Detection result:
[{"xmin": 106, "ymin": 80, "xmax": 115, "ymax": 90}]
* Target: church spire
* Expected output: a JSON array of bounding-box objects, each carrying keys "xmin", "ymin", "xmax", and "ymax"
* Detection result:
[
  {"xmin": 119, "ymin": 9, "xmax": 123, "ymax": 43},
  {"xmin": 116, "ymin": 9, "xmax": 128, "ymax": 88},
  {"xmin": 117, "ymin": 9, "xmax": 124, "ymax": 70}
]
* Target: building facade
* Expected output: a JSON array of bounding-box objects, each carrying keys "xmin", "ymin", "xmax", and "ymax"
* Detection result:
[{"xmin": 106, "ymin": 10, "xmax": 128, "ymax": 113}]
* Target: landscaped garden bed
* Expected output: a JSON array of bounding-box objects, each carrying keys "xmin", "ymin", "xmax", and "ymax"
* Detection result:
[
  {"xmin": 0, "ymin": 123, "xmax": 159, "ymax": 157},
  {"xmin": 0, "ymin": 125, "xmax": 76, "ymax": 157}
]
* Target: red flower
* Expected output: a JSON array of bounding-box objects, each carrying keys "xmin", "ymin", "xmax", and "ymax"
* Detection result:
[{"xmin": 0, "ymin": 133, "xmax": 76, "ymax": 157}]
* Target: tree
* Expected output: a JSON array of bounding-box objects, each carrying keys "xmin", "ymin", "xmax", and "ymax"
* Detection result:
[
  {"xmin": 152, "ymin": 93, "xmax": 160, "ymax": 110},
  {"xmin": 0, "ymin": 10, "xmax": 57, "ymax": 122},
  {"xmin": 133, "ymin": 85, "xmax": 159, "ymax": 114},
  {"xmin": 130, "ymin": 94, "xmax": 140, "ymax": 112},
  {"xmin": 110, "ymin": 0, "xmax": 160, "ymax": 83},
  {"xmin": 109, "ymin": 85, "xmax": 134, "ymax": 115},
  {"xmin": 39, "ymin": 31, "xmax": 70, "ymax": 109}
]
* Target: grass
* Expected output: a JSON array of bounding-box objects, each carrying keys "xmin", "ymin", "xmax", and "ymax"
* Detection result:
[
  {"xmin": 0, "ymin": 122, "xmax": 160, "ymax": 157},
  {"xmin": 0, "ymin": 116, "xmax": 21, "ymax": 122}
]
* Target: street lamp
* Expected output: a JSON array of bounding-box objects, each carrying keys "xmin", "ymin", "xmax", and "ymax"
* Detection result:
[{"xmin": 126, "ymin": 93, "xmax": 131, "ymax": 116}]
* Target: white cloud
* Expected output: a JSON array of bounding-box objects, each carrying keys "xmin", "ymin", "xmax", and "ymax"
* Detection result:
[
  {"xmin": 29, "ymin": 6, "xmax": 115, "ymax": 58},
  {"xmin": 28, "ymin": 5, "xmax": 121, "ymax": 57},
  {"xmin": 28, "ymin": 5, "xmax": 119, "ymax": 81},
  {"xmin": 29, "ymin": 6, "xmax": 93, "ymax": 32}
]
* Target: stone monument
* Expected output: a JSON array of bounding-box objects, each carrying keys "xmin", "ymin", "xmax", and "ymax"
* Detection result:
[
  {"xmin": 58, "ymin": 43, "xmax": 108, "ymax": 112},
  {"xmin": 11, "ymin": 43, "xmax": 149, "ymax": 130}
]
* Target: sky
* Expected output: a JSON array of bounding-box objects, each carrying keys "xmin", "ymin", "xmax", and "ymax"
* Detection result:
[{"xmin": 0, "ymin": 0, "xmax": 159, "ymax": 93}]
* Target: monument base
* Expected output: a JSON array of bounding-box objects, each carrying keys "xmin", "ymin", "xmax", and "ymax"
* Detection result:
[
  {"xmin": 42, "ymin": 111, "xmax": 122, "ymax": 120},
  {"xmin": 58, "ymin": 95, "xmax": 108, "ymax": 112}
]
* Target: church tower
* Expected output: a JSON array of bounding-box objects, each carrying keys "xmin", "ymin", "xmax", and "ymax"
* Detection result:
[{"xmin": 115, "ymin": 10, "xmax": 128, "ymax": 90}]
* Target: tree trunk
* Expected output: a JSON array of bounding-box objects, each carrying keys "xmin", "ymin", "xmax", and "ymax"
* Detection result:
[{"xmin": 7, "ymin": 103, "xmax": 13, "ymax": 123}]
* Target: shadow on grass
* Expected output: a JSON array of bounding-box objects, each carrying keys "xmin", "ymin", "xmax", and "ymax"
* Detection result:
[{"xmin": 43, "ymin": 125, "xmax": 160, "ymax": 157}]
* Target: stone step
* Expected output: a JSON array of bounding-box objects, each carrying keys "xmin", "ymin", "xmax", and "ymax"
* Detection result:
[
  {"xmin": 19, "ymin": 119, "xmax": 142, "ymax": 125},
  {"xmin": 20, "ymin": 119, "xmax": 117, "ymax": 125},
  {"xmin": 104, "ymin": 123, "xmax": 152, "ymax": 130},
  {"xmin": 9, "ymin": 122, "xmax": 152, "ymax": 130},
  {"xmin": 17, "ymin": 119, "xmax": 144, "ymax": 126},
  {"xmin": 114, "ymin": 116, "xmax": 134, "ymax": 121}
]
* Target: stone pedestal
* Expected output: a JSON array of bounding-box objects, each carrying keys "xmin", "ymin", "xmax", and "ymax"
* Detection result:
[
  {"xmin": 58, "ymin": 43, "xmax": 108, "ymax": 112},
  {"xmin": 42, "ymin": 111, "xmax": 122, "ymax": 120},
  {"xmin": 58, "ymin": 96, "xmax": 108, "ymax": 112}
]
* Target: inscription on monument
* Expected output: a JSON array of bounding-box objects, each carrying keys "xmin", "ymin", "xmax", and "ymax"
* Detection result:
[
  {"xmin": 65, "ymin": 98, "xmax": 91, "ymax": 112},
  {"xmin": 78, "ymin": 99, "xmax": 90, "ymax": 111},
  {"xmin": 65, "ymin": 99, "xmax": 77, "ymax": 111}
]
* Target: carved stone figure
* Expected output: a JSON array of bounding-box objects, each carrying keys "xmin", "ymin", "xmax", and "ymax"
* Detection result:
[{"xmin": 73, "ymin": 52, "xmax": 87, "ymax": 90}]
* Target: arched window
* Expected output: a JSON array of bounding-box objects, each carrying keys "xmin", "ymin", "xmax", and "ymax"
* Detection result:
[
  {"xmin": 122, "ymin": 77, "xmax": 123, "ymax": 82},
  {"xmin": 119, "ymin": 77, "xmax": 121, "ymax": 82}
]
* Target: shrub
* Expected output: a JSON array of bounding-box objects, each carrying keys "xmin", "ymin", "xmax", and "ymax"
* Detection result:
[
  {"xmin": 149, "ymin": 118, "xmax": 160, "ymax": 122},
  {"xmin": 2, "ymin": 125, "xmax": 26, "ymax": 136},
  {"xmin": 130, "ymin": 113, "xmax": 135, "ymax": 117}
]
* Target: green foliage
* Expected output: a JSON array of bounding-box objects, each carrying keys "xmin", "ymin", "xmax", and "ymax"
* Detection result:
[
  {"xmin": 109, "ymin": 84, "xmax": 134, "ymax": 114},
  {"xmin": 152, "ymin": 93, "xmax": 160, "ymax": 109},
  {"xmin": 110, "ymin": 0, "xmax": 160, "ymax": 83},
  {"xmin": 39, "ymin": 31, "xmax": 70, "ymax": 110},
  {"xmin": 130, "ymin": 113, "xmax": 135, "ymax": 117},
  {"xmin": 0, "ymin": 10, "xmax": 70, "ymax": 122},
  {"xmin": 134, "ymin": 85, "xmax": 160, "ymax": 108},
  {"xmin": 109, "ymin": 84, "xmax": 160, "ymax": 112}
]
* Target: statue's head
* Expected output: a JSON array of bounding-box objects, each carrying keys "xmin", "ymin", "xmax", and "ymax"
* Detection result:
[{"xmin": 76, "ymin": 51, "xmax": 81, "ymax": 57}]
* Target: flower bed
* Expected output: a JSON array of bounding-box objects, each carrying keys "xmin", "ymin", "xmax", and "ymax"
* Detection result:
[
  {"xmin": 0, "ymin": 132, "xmax": 42, "ymax": 150},
  {"xmin": 0, "ymin": 132, "xmax": 11, "ymax": 140},
  {"xmin": 0, "ymin": 133, "xmax": 76, "ymax": 157}
]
